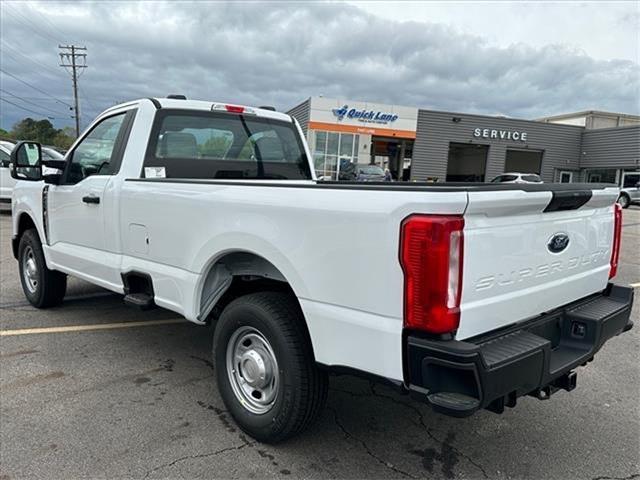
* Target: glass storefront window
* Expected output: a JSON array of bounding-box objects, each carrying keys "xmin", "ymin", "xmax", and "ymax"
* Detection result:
[
  {"xmin": 327, "ymin": 132, "xmax": 339, "ymax": 156},
  {"xmin": 314, "ymin": 131, "xmax": 327, "ymax": 156},
  {"xmin": 340, "ymin": 134, "xmax": 353, "ymax": 158},
  {"xmin": 311, "ymin": 130, "xmax": 360, "ymax": 180},
  {"xmin": 586, "ymin": 169, "xmax": 617, "ymax": 184}
]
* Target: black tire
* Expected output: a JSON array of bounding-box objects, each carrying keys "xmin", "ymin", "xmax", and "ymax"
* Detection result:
[
  {"xmin": 213, "ymin": 291, "xmax": 328, "ymax": 443},
  {"xmin": 617, "ymin": 194, "xmax": 630, "ymax": 209},
  {"xmin": 18, "ymin": 229, "xmax": 67, "ymax": 308}
]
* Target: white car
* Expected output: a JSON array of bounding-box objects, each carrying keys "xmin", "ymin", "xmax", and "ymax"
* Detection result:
[
  {"xmin": 9, "ymin": 97, "xmax": 633, "ymax": 442},
  {"xmin": 0, "ymin": 143, "xmax": 16, "ymax": 204},
  {"xmin": 1, "ymin": 143, "xmax": 64, "ymax": 204},
  {"xmin": 491, "ymin": 172, "xmax": 543, "ymax": 184}
]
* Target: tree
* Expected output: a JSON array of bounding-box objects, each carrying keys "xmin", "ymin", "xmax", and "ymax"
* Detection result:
[
  {"xmin": 12, "ymin": 118, "xmax": 59, "ymax": 144},
  {"xmin": 9, "ymin": 118, "xmax": 76, "ymax": 148},
  {"xmin": 52, "ymin": 127, "xmax": 76, "ymax": 150},
  {"xmin": 0, "ymin": 127, "xmax": 13, "ymax": 140}
]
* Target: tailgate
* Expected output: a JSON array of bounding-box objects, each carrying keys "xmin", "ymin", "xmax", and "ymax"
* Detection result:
[{"xmin": 458, "ymin": 186, "xmax": 620, "ymax": 340}]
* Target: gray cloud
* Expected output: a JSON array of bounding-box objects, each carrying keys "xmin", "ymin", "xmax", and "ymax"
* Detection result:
[{"xmin": 1, "ymin": 1, "xmax": 638, "ymax": 131}]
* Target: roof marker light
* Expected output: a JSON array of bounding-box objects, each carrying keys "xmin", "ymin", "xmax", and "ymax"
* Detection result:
[{"xmin": 211, "ymin": 103, "xmax": 256, "ymax": 115}]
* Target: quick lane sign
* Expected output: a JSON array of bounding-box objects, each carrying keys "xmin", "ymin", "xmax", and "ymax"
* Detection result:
[
  {"xmin": 332, "ymin": 105, "xmax": 399, "ymax": 124},
  {"xmin": 473, "ymin": 127, "xmax": 528, "ymax": 142}
]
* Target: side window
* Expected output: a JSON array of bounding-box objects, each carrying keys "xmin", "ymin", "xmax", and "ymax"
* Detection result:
[
  {"xmin": 0, "ymin": 149, "xmax": 9, "ymax": 168},
  {"xmin": 65, "ymin": 113, "xmax": 127, "ymax": 184}
]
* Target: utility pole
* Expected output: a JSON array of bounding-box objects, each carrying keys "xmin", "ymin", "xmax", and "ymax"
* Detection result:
[{"xmin": 59, "ymin": 45, "xmax": 87, "ymax": 137}]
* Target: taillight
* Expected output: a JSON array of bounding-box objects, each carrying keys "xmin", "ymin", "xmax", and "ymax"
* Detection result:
[
  {"xmin": 400, "ymin": 215, "xmax": 464, "ymax": 334},
  {"xmin": 609, "ymin": 203, "xmax": 622, "ymax": 279},
  {"xmin": 211, "ymin": 103, "xmax": 255, "ymax": 114}
]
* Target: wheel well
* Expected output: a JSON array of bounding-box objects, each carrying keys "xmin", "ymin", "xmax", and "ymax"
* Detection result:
[
  {"xmin": 12, "ymin": 213, "xmax": 37, "ymax": 259},
  {"xmin": 200, "ymin": 252, "xmax": 317, "ymax": 362},
  {"xmin": 199, "ymin": 251, "xmax": 292, "ymax": 322}
]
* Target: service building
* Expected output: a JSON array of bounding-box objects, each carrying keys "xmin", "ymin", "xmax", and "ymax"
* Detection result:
[{"xmin": 288, "ymin": 97, "xmax": 640, "ymax": 187}]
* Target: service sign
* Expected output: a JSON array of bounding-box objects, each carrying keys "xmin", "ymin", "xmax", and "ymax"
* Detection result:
[{"xmin": 473, "ymin": 127, "xmax": 528, "ymax": 142}]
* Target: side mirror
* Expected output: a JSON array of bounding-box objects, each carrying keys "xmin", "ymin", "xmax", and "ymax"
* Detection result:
[{"xmin": 10, "ymin": 141, "xmax": 42, "ymax": 181}]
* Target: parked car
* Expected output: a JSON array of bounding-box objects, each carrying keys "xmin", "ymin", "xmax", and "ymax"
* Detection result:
[
  {"xmin": 42, "ymin": 146, "xmax": 65, "ymax": 161},
  {"xmin": 1, "ymin": 143, "xmax": 65, "ymax": 204},
  {"xmin": 356, "ymin": 164, "xmax": 386, "ymax": 181},
  {"xmin": 491, "ymin": 172, "xmax": 543, "ymax": 183},
  {"xmin": 337, "ymin": 158, "xmax": 356, "ymax": 181},
  {"xmin": 617, "ymin": 182, "xmax": 640, "ymax": 208},
  {"xmin": 9, "ymin": 97, "xmax": 633, "ymax": 443},
  {"xmin": 0, "ymin": 143, "xmax": 16, "ymax": 204}
]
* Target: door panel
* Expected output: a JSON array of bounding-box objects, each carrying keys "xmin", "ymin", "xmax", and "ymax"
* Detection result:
[{"xmin": 47, "ymin": 111, "xmax": 131, "ymax": 287}]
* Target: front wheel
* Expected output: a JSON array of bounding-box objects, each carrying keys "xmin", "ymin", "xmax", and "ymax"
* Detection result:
[
  {"xmin": 18, "ymin": 229, "xmax": 67, "ymax": 308},
  {"xmin": 213, "ymin": 292, "xmax": 328, "ymax": 443},
  {"xmin": 617, "ymin": 194, "xmax": 631, "ymax": 209}
]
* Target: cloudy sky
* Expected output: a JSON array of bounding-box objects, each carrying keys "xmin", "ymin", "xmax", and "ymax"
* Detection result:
[{"xmin": 1, "ymin": 1, "xmax": 638, "ymax": 131}]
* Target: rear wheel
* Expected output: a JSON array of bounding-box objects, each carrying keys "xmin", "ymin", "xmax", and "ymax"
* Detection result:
[
  {"xmin": 213, "ymin": 291, "xmax": 328, "ymax": 443},
  {"xmin": 18, "ymin": 229, "xmax": 67, "ymax": 308},
  {"xmin": 617, "ymin": 194, "xmax": 630, "ymax": 209}
]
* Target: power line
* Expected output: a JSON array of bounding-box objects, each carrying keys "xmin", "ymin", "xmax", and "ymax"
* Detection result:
[
  {"xmin": 1, "ymin": 97, "xmax": 58, "ymax": 119},
  {"xmin": 78, "ymin": 84, "xmax": 99, "ymax": 112},
  {"xmin": 2, "ymin": 6, "xmax": 60, "ymax": 45},
  {"xmin": 0, "ymin": 68, "xmax": 72, "ymax": 107},
  {"xmin": 25, "ymin": 1, "xmax": 69, "ymax": 42},
  {"xmin": 1, "ymin": 41, "xmax": 64, "ymax": 78},
  {"xmin": 0, "ymin": 88, "xmax": 70, "ymax": 116}
]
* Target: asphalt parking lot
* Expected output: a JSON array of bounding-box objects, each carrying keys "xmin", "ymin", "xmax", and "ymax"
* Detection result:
[{"xmin": 1, "ymin": 208, "xmax": 639, "ymax": 480}]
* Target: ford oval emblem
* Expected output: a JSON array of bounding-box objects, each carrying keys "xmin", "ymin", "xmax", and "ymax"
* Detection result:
[{"xmin": 548, "ymin": 233, "xmax": 570, "ymax": 253}]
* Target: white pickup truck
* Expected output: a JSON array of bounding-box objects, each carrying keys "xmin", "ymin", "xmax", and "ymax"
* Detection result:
[{"xmin": 10, "ymin": 97, "xmax": 634, "ymax": 443}]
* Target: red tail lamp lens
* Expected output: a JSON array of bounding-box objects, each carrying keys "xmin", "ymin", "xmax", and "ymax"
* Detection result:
[{"xmin": 400, "ymin": 215, "xmax": 464, "ymax": 334}]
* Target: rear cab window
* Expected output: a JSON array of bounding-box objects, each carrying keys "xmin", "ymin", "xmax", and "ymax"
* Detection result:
[{"xmin": 143, "ymin": 110, "xmax": 311, "ymax": 180}]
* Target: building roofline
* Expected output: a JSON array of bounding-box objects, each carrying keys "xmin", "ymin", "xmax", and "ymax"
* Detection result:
[
  {"xmin": 307, "ymin": 95, "xmax": 415, "ymax": 110},
  {"xmin": 581, "ymin": 124, "xmax": 640, "ymax": 134},
  {"xmin": 536, "ymin": 110, "xmax": 640, "ymax": 122},
  {"xmin": 416, "ymin": 108, "xmax": 586, "ymax": 129}
]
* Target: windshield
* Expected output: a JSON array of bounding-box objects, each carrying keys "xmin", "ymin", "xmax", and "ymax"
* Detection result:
[
  {"xmin": 144, "ymin": 111, "xmax": 311, "ymax": 180},
  {"xmin": 522, "ymin": 174, "xmax": 542, "ymax": 182},
  {"xmin": 359, "ymin": 165, "xmax": 384, "ymax": 175}
]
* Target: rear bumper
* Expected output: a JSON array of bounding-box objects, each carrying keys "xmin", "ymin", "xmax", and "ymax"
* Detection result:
[{"xmin": 406, "ymin": 283, "xmax": 634, "ymax": 417}]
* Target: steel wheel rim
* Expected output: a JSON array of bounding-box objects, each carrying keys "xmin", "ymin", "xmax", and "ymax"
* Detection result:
[
  {"xmin": 226, "ymin": 326, "xmax": 279, "ymax": 415},
  {"xmin": 22, "ymin": 246, "xmax": 39, "ymax": 294}
]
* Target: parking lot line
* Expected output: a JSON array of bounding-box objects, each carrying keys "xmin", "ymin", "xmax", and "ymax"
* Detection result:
[
  {"xmin": 630, "ymin": 282, "xmax": 640, "ymax": 288},
  {"xmin": 0, "ymin": 319, "xmax": 188, "ymax": 336}
]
